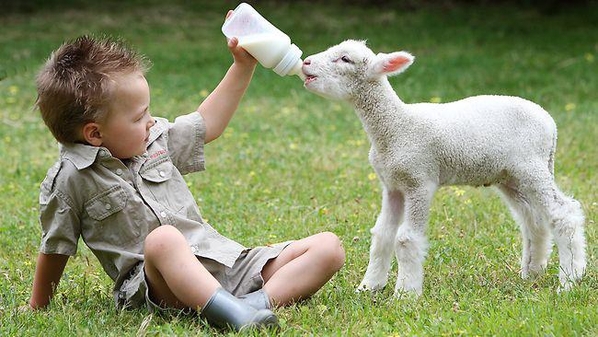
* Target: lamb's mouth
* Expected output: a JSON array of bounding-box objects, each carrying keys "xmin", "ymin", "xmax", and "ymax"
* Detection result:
[{"xmin": 304, "ymin": 74, "xmax": 317, "ymax": 85}]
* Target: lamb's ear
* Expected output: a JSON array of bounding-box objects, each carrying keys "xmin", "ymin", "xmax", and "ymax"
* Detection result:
[{"xmin": 369, "ymin": 51, "xmax": 414, "ymax": 77}]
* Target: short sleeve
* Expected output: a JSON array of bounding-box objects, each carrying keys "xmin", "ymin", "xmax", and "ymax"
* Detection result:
[
  {"xmin": 38, "ymin": 165, "xmax": 81, "ymax": 256},
  {"xmin": 165, "ymin": 112, "xmax": 206, "ymax": 175}
]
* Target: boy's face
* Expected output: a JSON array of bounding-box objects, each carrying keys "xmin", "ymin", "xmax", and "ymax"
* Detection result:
[{"xmin": 99, "ymin": 71, "xmax": 154, "ymax": 159}]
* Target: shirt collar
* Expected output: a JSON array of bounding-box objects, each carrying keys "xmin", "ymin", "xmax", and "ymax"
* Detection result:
[
  {"xmin": 60, "ymin": 143, "xmax": 108, "ymax": 170},
  {"xmin": 58, "ymin": 117, "xmax": 169, "ymax": 170},
  {"xmin": 148, "ymin": 117, "xmax": 168, "ymax": 144}
]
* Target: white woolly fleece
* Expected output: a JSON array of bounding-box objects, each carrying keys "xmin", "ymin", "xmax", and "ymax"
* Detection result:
[{"xmin": 303, "ymin": 39, "xmax": 586, "ymax": 296}]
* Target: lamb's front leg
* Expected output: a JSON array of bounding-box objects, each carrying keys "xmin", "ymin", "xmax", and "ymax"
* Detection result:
[
  {"xmin": 357, "ymin": 188, "xmax": 404, "ymax": 292},
  {"xmin": 394, "ymin": 185, "xmax": 435, "ymax": 296}
]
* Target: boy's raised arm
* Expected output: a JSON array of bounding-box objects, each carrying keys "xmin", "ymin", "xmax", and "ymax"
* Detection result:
[
  {"xmin": 29, "ymin": 253, "xmax": 69, "ymax": 309},
  {"xmin": 197, "ymin": 37, "xmax": 257, "ymax": 144}
]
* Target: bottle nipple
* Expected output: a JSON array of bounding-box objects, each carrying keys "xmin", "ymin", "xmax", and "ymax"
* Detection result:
[
  {"xmin": 273, "ymin": 43, "xmax": 304, "ymax": 78},
  {"xmin": 288, "ymin": 59, "xmax": 306, "ymax": 80}
]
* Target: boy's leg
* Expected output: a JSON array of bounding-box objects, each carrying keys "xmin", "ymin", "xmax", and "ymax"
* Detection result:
[
  {"xmin": 143, "ymin": 225, "xmax": 278, "ymax": 331},
  {"xmin": 143, "ymin": 225, "xmax": 220, "ymax": 309},
  {"xmin": 261, "ymin": 232, "xmax": 345, "ymax": 307}
]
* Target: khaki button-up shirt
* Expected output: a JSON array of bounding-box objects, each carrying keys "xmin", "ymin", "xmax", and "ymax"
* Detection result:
[{"xmin": 38, "ymin": 112, "xmax": 245, "ymax": 288}]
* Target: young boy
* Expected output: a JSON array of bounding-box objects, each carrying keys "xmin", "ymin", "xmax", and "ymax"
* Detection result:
[{"xmin": 28, "ymin": 26, "xmax": 345, "ymax": 331}]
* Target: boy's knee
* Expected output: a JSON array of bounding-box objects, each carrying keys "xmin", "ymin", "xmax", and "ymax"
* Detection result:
[
  {"xmin": 317, "ymin": 232, "xmax": 345, "ymax": 271},
  {"xmin": 144, "ymin": 225, "xmax": 186, "ymax": 258}
]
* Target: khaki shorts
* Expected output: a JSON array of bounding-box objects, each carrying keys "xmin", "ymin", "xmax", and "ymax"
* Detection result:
[{"xmin": 115, "ymin": 241, "xmax": 293, "ymax": 312}]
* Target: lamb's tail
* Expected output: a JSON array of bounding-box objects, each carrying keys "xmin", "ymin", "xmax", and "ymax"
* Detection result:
[
  {"xmin": 544, "ymin": 108, "xmax": 557, "ymax": 177},
  {"xmin": 548, "ymin": 131, "xmax": 556, "ymax": 177},
  {"xmin": 530, "ymin": 100, "xmax": 557, "ymax": 177}
]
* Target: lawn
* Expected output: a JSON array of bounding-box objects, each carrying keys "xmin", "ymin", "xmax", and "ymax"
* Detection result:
[{"xmin": 1, "ymin": 1, "xmax": 596, "ymax": 336}]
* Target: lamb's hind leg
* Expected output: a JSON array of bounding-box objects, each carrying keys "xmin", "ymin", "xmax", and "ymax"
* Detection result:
[
  {"xmin": 394, "ymin": 185, "xmax": 435, "ymax": 296},
  {"xmin": 542, "ymin": 183, "xmax": 586, "ymax": 290},
  {"xmin": 497, "ymin": 183, "xmax": 552, "ymax": 279},
  {"xmin": 357, "ymin": 188, "xmax": 404, "ymax": 292},
  {"xmin": 513, "ymin": 171, "xmax": 586, "ymax": 290}
]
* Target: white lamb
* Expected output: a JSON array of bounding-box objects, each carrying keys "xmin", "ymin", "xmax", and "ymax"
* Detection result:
[{"xmin": 302, "ymin": 39, "xmax": 586, "ymax": 296}]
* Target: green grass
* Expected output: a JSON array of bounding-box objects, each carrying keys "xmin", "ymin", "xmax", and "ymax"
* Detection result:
[{"xmin": 1, "ymin": 1, "xmax": 597, "ymax": 336}]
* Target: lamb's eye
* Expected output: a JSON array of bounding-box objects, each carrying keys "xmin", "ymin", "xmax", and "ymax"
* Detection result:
[{"xmin": 340, "ymin": 55, "xmax": 352, "ymax": 63}]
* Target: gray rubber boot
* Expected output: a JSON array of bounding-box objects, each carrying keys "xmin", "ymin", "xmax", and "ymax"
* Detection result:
[
  {"xmin": 239, "ymin": 289, "xmax": 272, "ymax": 310},
  {"xmin": 201, "ymin": 288, "xmax": 279, "ymax": 331}
]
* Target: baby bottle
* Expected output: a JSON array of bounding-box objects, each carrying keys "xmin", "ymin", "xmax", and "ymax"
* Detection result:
[{"xmin": 222, "ymin": 2, "xmax": 305, "ymax": 79}]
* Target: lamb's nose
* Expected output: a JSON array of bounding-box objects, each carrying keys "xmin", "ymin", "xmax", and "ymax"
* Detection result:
[{"xmin": 303, "ymin": 59, "xmax": 311, "ymax": 65}]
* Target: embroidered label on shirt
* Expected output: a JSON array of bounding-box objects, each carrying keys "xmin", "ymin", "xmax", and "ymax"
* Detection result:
[{"xmin": 149, "ymin": 149, "xmax": 168, "ymax": 160}]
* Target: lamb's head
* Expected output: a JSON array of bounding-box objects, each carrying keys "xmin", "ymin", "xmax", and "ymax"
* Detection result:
[{"xmin": 302, "ymin": 39, "xmax": 414, "ymax": 101}]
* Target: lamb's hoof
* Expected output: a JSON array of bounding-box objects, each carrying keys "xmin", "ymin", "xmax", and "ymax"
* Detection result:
[
  {"xmin": 557, "ymin": 279, "xmax": 577, "ymax": 293},
  {"xmin": 393, "ymin": 286, "xmax": 422, "ymax": 299},
  {"xmin": 520, "ymin": 265, "xmax": 546, "ymax": 281},
  {"xmin": 355, "ymin": 284, "xmax": 371, "ymax": 293},
  {"xmin": 521, "ymin": 271, "xmax": 544, "ymax": 282},
  {"xmin": 393, "ymin": 290, "xmax": 420, "ymax": 300},
  {"xmin": 556, "ymin": 267, "xmax": 584, "ymax": 293},
  {"xmin": 356, "ymin": 281, "xmax": 386, "ymax": 293}
]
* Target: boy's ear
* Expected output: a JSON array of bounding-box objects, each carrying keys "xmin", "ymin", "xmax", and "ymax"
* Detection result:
[{"xmin": 82, "ymin": 122, "xmax": 103, "ymax": 146}]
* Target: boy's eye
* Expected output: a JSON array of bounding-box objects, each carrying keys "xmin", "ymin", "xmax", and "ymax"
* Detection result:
[{"xmin": 137, "ymin": 110, "xmax": 149, "ymax": 122}]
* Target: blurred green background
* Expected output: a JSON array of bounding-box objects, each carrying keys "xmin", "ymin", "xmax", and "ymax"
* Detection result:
[{"xmin": 1, "ymin": 1, "xmax": 596, "ymax": 336}]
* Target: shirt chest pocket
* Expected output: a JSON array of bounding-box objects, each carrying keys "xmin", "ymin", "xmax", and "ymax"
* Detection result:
[
  {"xmin": 85, "ymin": 186, "xmax": 127, "ymax": 221},
  {"xmin": 139, "ymin": 155, "xmax": 193, "ymax": 215},
  {"xmin": 84, "ymin": 185, "xmax": 147, "ymax": 246},
  {"xmin": 139, "ymin": 158, "xmax": 174, "ymax": 183}
]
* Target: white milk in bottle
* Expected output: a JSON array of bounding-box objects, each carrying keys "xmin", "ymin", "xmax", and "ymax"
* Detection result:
[{"xmin": 222, "ymin": 3, "xmax": 305, "ymax": 79}]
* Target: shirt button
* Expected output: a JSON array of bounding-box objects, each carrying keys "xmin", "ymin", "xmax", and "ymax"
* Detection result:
[
  {"xmin": 105, "ymin": 203, "xmax": 112, "ymax": 210},
  {"xmin": 160, "ymin": 211, "xmax": 167, "ymax": 218},
  {"xmin": 159, "ymin": 171, "xmax": 166, "ymax": 177},
  {"xmin": 116, "ymin": 169, "xmax": 123, "ymax": 175}
]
